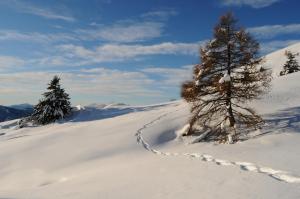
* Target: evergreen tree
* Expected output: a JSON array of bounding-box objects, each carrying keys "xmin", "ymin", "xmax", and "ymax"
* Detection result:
[
  {"xmin": 181, "ymin": 13, "xmax": 271, "ymax": 143},
  {"xmin": 31, "ymin": 76, "xmax": 72, "ymax": 125},
  {"xmin": 279, "ymin": 51, "xmax": 300, "ymax": 76}
]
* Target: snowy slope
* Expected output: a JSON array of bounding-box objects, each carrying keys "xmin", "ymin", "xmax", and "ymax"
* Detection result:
[
  {"xmin": 1, "ymin": 43, "xmax": 300, "ymax": 199},
  {"xmin": 263, "ymin": 42, "xmax": 300, "ymax": 76},
  {"xmin": 256, "ymin": 42, "xmax": 300, "ymax": 113}
]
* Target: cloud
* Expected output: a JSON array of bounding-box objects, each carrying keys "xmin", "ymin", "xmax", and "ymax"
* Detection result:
[
  {"xmin": 0, "ymin": 64, "xmax": 195, "ymax": 105},
  {"xmin": 77, "ymin": 22, "xmax": 164, "ymax": 43},
  {"xmin": 141, "ymin": 9, "xmax": 178, "ymax": 20},
  {"xmin": 141, "ymin": 65, "xmax": 193, "ymax": 86},
  {"xmin": 0, "ymin": 68, "xmax": 162, "ymax": 105},
  {"xmin": 0, "ymin": 56, "xmax": 25, "ymax": 70},
  {"xmin": 248, "ymin": 24, "xmax": 300, "ymax": 39},
  {"xmin": 260, "ymin": 40, "xmax": 300, "ymax": 54},
  {"xmin": 0, "ymin": 30, "xmax": 77, "ymax": 43},
  {"xmin": 220, "ymin": 0, "xmax": 280, "ymax": 8},
  {"xmin": 0, "ymin": 31, "xmax": 202, "ymax": 68},
  {"xmin": 77, "ymin": 8, "xmax": 178, "ymax": 43},
  {"xmin": 2, "ymin": 0, "xmax": 75, "ymax": 22},
  {"xmin": 0, "ymin": 21, "xmax": 162, "ymax": 44},
  {"xmin": 0, "ymin": 8, "xmax": 178, "ymax": 44},
  {"xmin": 53, "ymin": 42, "xmax": 201, "ymax": 66}
]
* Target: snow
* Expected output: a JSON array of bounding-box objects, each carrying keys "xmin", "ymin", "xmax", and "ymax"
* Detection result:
[
  {"xmin": 175, "ymin": 123, "xmax": 190, "ymax": 137},
  {"xmin": 220, "ymin": 27, "xmax": 226, "ymax": 32},
  {"xmin": 197, "ymin": 69, "xmax": 203, "ymax": 77},
  {"xmin": 189, "ymin": 129, "xmax": 211, "ymax": 144},
  {"xmin": 263, "ymin": 42, "xmax": 300, "ymax": 76},
  {"xmin": 1, "ymin": 43, "xmax": 300, "ymax": 198},
  {"xmin": 219, "ymin": 72, "xmax": 231, "ymax": 84},
  {"xmin": 75, "ymin": 105, "xmax": 85, "ymax": 111}
]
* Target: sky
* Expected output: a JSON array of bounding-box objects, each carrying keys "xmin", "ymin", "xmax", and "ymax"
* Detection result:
[{"xmin": 0, "ymin": 0, "xmax": 300, "ymax": 106}]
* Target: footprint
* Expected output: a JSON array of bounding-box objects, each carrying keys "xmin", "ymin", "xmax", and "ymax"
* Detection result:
[
  {"xmin": 240, "ymin": 165, "xmax": 259, "ymax": 172},
  {"xmin": 39, "ymin": 177, "xmax": 69, "ymax": 187},
  {"xmin": 39, "ymin": 180, "xmax": 54, "ymax": 187},
  {"xmin": 136, "ymin": 110, "xmax": 300, "ymax": 184},
  {"xmin": 258, "ymin": 167, "xmax": 286, "ymax": 175},
  {"xmin": 189, "ymin": 153, "xmax": 202, "ymax": 158},
  {"xmin": 235, "ymin": 162, "xmax": 255, "ymax": 166},
  {"xmin": 270, "ymin": 173, "xmax": 300, "ymax": 183},
  {"xmin": 151, "ymin": 149, "xmax": 161, "ymax": 154},
  {"xmin": 203, "ymin": 154, "xmax": 214, "ymax": 162},
  {"xmin": 214, "ymin": 159, "xmax": 234, "ymax": 166}
]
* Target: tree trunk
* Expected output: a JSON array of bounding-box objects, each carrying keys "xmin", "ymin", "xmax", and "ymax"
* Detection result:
[{"xmin": 226, "ymin": 31, "xmax": 235, "ymax": 128}]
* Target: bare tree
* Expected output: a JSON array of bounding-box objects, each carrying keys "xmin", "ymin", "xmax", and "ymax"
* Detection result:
[{"xmin": 181, "ymin": 13, "xmax": 271, "ymax": 143}]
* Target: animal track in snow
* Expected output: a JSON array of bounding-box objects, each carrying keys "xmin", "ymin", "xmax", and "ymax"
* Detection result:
[{"xmin": 136, "ymin": 110, "xmax": 300, "ymax": 184}]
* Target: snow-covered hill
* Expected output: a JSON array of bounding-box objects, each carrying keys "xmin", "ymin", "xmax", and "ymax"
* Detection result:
[
  {"xmin": 0, "ymin": 43, "xmax": 300, "ymax": 199},
  {"xmin": 263, "ymin": 42, "xmax": 300, "ymax": 76}
]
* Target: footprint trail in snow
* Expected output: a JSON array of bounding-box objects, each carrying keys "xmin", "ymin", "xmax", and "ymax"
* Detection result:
[{"xmin": 135, "ymin": 110, "xmax": 300, "ymax": 184}]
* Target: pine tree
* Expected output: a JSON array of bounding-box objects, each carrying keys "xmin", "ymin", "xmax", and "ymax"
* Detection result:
[
  {"xmin": 279, "ymin": 51, "xmax": 300, "ymax": 76},
  {"xmin": 181, "ymin": 13, "xmax": 271, "ymax": 143},
  {"xmin": 31, "ymin": 76, "xmax": 72, "ymax": 125}
]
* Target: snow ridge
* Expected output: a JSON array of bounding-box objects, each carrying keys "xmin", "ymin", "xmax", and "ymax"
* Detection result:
[{"xmin": 136, "ymin": 110, "xmax": 300, "ymax": 184}]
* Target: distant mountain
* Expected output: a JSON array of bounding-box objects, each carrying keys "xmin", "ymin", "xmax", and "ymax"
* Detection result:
[
  {"xmin": 0, "ymin": 105, "xmax": 33, "ymax": 122},
  {"xmin": 9, "ymin": 103, "xmax": 33, "ymax": 111},
  {"xmin": 87, "ymin": 103, "xmax": 128, "ymax": 109}
]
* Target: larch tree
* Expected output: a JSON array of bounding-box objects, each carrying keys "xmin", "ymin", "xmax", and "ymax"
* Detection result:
[
  {"xmin": 279, "ymin": 51, "xmax": 300, "ymax": 76},
  {"xmin": 31, "ymin": 76, "xmax": 72, "ymax": 125},
  {"xmin": 181, "ymin": 12, "xmax": 271, "ymax": 143}
]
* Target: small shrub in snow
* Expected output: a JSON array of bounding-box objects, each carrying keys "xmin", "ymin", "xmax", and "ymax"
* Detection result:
[
  {"xmin": 279, "ymin": 51, "xmax": 300, "ymax": 76},
  {"xmin": 31, "ymin": 76, "xmax": 72, "ymax": 125}
]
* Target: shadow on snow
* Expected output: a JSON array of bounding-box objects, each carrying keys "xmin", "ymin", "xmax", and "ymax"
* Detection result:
[{"xmin": 254, "ymin": 106, "xmax": 300, "ymax": 139}]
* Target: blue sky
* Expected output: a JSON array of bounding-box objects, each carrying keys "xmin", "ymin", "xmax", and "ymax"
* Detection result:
[{"xmin": 0, "ymin": 0, "xmax": 300, "ymax": 106}]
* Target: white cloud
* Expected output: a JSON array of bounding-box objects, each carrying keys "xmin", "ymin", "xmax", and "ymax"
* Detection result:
[
  {"xmin": 77, "ymin": 22, "xmax": 164, "ymax": 43},
  {"xmin": 0, "ymin": 22, "xmax": 164, "ymax": 44},
  {"xmin": 141, "ymin": 9, "xmax": 178, "ymax": 20},
  {"xmin": 248, "ymin": 24, "xmax": 300, "ymax": 39},
  {"xmin": 260, "ymin": 40, "xmax": 300, "ymax": 54},
  {"xmin": 0, "ymin": 30, "xmax": 77, "ymax": 43},
  {"xmin": 77, "ymin": 9, "xmax": 178, "ymax": 43},
  {"xmin": 0, "ymin": 68, "xmax": 162, "ymax": 105},
  {"xmin": 0, "ymin": 56, "xmax": 25, "ymax": 70},
  {"xmin": 0, "ymin": 38, "xmax": 202, "ymax": 69},
  {"xmin": 2, "ymin": 0, "xmax": 75, "ymax": 22},
  {"xmin": 0, "ymin": 8, "xmax": 178, "ymax": 44},
  {"xmin": 0, "ymin": 11, "xmax": 171, "ymax": 44},
  {"xmin": 0, "ymin": 64, "xmax": 195, "ymax": 105},
  {"xmin": 221, "ymin": 0, "xmax": 280, "ymax": 8},
  {"xmin": 56, "ymin": 42, "xmax": 201, "ymax": 65},
  {"xmin": 141, "ymin": 65, "xmax": 193, "ymax": 86}
]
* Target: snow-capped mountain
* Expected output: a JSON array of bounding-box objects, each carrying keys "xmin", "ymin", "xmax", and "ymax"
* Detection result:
[{"xmin": 0, "ymin": 43, "xmax": 300, "ymax": 198}]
